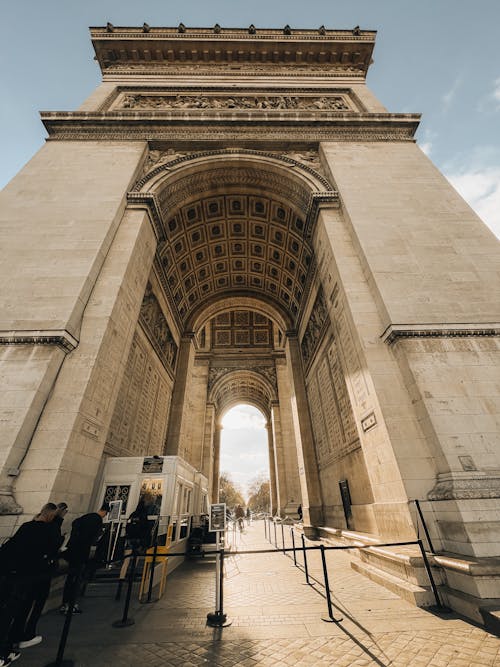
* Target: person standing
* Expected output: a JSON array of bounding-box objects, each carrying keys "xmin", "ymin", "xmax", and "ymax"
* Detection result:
[
  {"xmin": 234, "ymin": 504, "xmax": 245, "ymax": 532},
  {"xmin": 0, "ymin": 502, "xmax": 62, "ymax": 665},
  {"xmin": 60, "ymin": 503, "xmax": 109, "ymax": 614}
]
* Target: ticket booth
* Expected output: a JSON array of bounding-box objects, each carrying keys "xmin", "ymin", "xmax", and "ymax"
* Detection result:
[{"xmin": 96, "ymin": 455, "xmax": 208, "ymax": 544}]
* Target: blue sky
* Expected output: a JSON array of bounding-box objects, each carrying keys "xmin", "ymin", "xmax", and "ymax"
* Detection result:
[{"xmin": 1, "ymin": 0, "xmax": 499, "ymax": 237}]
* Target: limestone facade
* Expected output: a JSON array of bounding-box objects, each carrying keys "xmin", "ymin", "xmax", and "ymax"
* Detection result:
[{"xmin": 1, "ymin": 25, "xmax": 499, "ymax": 615}]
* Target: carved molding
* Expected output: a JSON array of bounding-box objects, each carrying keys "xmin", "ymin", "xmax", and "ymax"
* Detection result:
[
  {"xmin": 41, "ymin": 113, "xmax": 420, "ymax": 143},
  {"xmin": 208, "ymin": 364, "xmax": 277, "ymax": 395},
  {"xmin": 428, "ymin": 472, "xmax": 500, "ymax": 501},
  {"xmin": 134, "ymin": 147, "xmax": 333, "ymax": 197},
  {"xmin": 382, "ymin": 323, "xmax": 500, "ymax": 345},
  {"xmin": 0, "ymin": 330, "xmax": 78, "ymax": 353}
]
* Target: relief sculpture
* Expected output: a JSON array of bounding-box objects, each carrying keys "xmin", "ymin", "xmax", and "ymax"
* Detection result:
[
  {"xmin": 140, "ymin": 283, "xmax": 178, "ymax": 371},
  {"xmin": 301, "ymin": 287, "xmax": 329, "ymax": 368},
  {"xmin": 121, "ymin": 94, "xmax": 350, "ymax": 111}
]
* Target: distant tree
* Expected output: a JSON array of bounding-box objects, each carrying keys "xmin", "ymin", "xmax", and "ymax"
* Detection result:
[
  {"xmin": 219, "ymin": 472, "xmax": 245, "ymax": 510},
  {"xmin": 247, "ymin": 474, "xmax": 270, "ymax": 513}
]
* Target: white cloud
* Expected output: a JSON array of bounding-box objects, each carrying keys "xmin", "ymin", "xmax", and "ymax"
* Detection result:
[
  {"xmin": 493, "ymin": 78, "xmax": 500, "ymax": 107},
  {"xmin": 442, "ymin": 77, "xmax": 462, "ymax": 113},
  {"xmin": 419, "ymin": 142, "xmax": 433, "ymax": 157},
  {"xmin": 445, "ymin": 166, "xmax": 500, "ymax": 239},
  {"xmin": 222, "ymin": 405, "xmax": 267, "ymax": 430}
]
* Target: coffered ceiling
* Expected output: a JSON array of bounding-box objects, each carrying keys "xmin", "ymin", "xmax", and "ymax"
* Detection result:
[{"xmin": 158, "ymin": 192, "xmax": 312, "ymax": 325}]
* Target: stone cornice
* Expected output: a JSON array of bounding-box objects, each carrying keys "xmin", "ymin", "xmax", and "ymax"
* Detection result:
[
  {"xmin": 41, "ymin": 112, "xmax": 420, "ymax": 143},
  {"xmin": 381, "ymin": 323, "xmax": 500, "ymax": 345},
  {"xmin": 90, "ymin": 26, "xmax": 375, "ymax": 78},
  {"xmin": 0, "ymin": 330, "xmax": 79, "ymax": 352}
]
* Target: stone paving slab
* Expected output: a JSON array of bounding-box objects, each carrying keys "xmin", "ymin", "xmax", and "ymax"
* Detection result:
[{"xmin": 16, "ymin": 521, "xmax": 500, "ymax": 666}]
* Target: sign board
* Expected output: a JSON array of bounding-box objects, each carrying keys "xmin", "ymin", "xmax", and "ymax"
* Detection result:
[
  {"xmin": 108, "ymin": 499, "xmax": 123, "ymax": 522},
  {"xmin": 142, "ymin": 456, "xmax": 163, "ymax": 473},
  {"xmin": 209, "ymin": 503, "xmax": 226, "ymax": 532}
]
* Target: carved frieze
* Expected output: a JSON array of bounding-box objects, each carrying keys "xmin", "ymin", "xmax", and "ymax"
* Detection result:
[
  {"xmin": 121, "ymin": 94, "xmax": 351, "ymax": 111},
  {"xmin": 301, "ymin": 287, "xmax": 329, "ymax": 368},
  {"xmin": 139, "ymin": 283, "xmax": 178, "ymax": 372}
]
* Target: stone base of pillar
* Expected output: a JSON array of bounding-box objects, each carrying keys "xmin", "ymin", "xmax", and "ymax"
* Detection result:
[{"xmin": 0, "ymin": 490, "xmax": 23, "ymax": 515}]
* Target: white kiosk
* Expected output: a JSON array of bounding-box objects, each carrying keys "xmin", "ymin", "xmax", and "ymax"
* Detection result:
[{"xmin": 96, "ymin": 455, "xmax": 208, "ymax": 571}]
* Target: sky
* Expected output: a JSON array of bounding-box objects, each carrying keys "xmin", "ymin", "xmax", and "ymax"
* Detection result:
[
  {"xmin": 1, "ymin": 0, "xmax": 500, "ymax": 238},
  {"xmin": 220, "ymin": 405, "xmax": 269, "ymax": 500}
]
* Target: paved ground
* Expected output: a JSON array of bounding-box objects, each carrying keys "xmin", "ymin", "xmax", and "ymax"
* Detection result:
[{"xmin": 18, "ymin": 521, "xmax": 500, "ymax": 666}]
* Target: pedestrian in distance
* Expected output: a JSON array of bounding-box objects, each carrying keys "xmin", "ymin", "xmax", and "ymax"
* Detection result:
[
  {"xmin": 0, "ymin": 502, "xmax": 62, "ymax": 666},
  {"xmin": 234, "ymin": 504, "xmax": 245, "ymax": 532},
  {"xmin": 59, "ymin": 503, "xmax": 109, "ymax": 615}
]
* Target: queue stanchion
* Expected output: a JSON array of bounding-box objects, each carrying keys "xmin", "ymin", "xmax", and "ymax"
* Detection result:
[
  {"xmin": 264, "ymin": 515, "xmax": 268, "ymax": 540},
  {"xmin": 281, "ymin": 522, "xmax": 285, "ymax": 554},
  {"xmin": 112, "ymin": 550, "xmax": 137, "ymax": 628},
  {"xmin": 320, "ymin": 544, "xmax": 342, "ymax": 623},
  {"xmin": 45, "ymin": 564, "xmax": 84, "ymax": 667},
  {"xmin": 146, "ymin": 539, "xmax": 158, "ymax": 603},
  {"xmin": 301, "ymin": 533, "xmax": 310, "ymax": 585},
  {"xmin": 207, "ymin": 536, "xmax": 232, "ymax": 627},
  {"xmin": 273, "ymin": 520, "xmax": 277, "ymax": 548},
  {"xmin": 291, "ymin": 527, "xmax": 297, "ymax": 566}
]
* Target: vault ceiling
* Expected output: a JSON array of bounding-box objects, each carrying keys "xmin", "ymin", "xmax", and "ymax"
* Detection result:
[{"xmin": 158, "ymin": 192, "xmax": 313, "ymax": 325}]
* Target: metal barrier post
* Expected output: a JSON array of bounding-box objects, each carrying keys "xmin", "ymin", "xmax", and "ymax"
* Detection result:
[
  {"xmin": 301, "ymin": 533, "xmax": 310, "ymax": 585},
  {"xmin": 273, "ymin": 520, "xmax": 277, "ymax": 547},
  {"xmin": 45, "ymin": 564, "xmax": 83, "ymax": 667},
  {"xmin": 112, "ymin": 551, "xmax": 137, "ymax": 627},
  {"xmin": 281, "ymin": 522, "xmax": 285, "ymax": 553},
  {"xmin": 264, "ymin": 516, "xmax": 268, "ymax": 540},
  {"xmin": 146, "ymin": 539, "xmax": 159, "ymax": 603},
  {"xmin": 291, "ymin": 527, "xmax": 297, "ymax": 566},
  {"xmin": 207, "ymin": 542, "xmax": 232, "ymax": 627},
  {"xmin": 320, "ymin": 545, "xmax": 342, "ymax": 623},
  {"xmin": 417, "ymin": 539, "xmax": 450, "ymax": 611},
  {"xmin": 414, "ymin": 500, "xmax": 436, "ymax": 554}
]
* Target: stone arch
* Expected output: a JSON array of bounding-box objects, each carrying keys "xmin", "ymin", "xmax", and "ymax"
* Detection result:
[
  {"xmin": 209, "ymin": 369, "xmax": 276, "ymax": 423},
  {"xmin": 130, "ymin": 149, "xmax": 337, "ymax": 330}
]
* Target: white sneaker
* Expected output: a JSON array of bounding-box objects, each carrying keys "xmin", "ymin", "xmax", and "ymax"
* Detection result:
[
  {"xmin": 19, "ymin": 635, "xmax": 42, "ymax": 648},
  {"xmin": 9, "ymin": 652, "xmax": 21, "ymax": 664}
]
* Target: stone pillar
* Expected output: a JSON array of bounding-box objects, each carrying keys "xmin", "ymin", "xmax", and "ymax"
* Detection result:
[
  {"xmin": 12, "ymin": 207, "xmax": 156, "ymax": 521},
  {"xmin": 274, "ymin": 360, "xmax": 301, "ymax": 513},
  {"xmin": 285, "ymin": 333, "xmax": 323, "ymax": 534},
  {"xmin": 266, "ymin": 421, "xmax": 278, "ymax": 515},
  {"xmin": 164, "ymin": 333, "xmax": 195, "ymax": 458},
  {"xmin": 211, "ymin": 424, "xmax": 222, "ymax": 503},
  {"xmin": 181, "ymin": 359, "xmax": 210, "ymax": 469},
  {"xmin": 201, "ymin": 403, "xmax": 216, "ymax": 481}
]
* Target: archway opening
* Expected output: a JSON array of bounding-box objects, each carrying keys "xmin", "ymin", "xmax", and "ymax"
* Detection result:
[{"xmin": 219, "ymin": 403, "xmax": 269, "ymax": 513}]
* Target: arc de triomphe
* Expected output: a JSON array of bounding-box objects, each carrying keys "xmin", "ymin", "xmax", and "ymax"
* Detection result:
[{"xmin": 1, "ymin": 25, "xmax": 499, "ymax": 621}]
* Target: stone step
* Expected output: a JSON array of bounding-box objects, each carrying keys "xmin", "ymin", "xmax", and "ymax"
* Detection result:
[{"xmin": 351, "ymin": 559, "xmax": 437, "ymax": 607}]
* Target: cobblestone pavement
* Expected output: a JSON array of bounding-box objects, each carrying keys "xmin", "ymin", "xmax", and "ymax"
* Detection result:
[{"xmin": 18, "ymin": 521, "xmax": 500, "ymax": 666}]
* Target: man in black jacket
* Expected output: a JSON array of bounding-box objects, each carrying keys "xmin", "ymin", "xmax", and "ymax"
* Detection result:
[
  {"xmin": 59, "ymin": 503, "xmax": 109, "ymax": 614},
  {"xmin": 0, "ymin": 502, "xmax": 62, "ymax": 665}
]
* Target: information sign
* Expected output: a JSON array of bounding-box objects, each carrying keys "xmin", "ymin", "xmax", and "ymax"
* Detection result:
[{"xmin": 209, "ymin": 503, "xmax": 226, "ymax": 532}]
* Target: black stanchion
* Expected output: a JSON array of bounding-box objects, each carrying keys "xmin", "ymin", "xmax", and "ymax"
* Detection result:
[
  {"xmin": 291, "ymin": 527, "xmax": 297, "ymax": 566},
  {"xmin": 281, "ymin": 522, "xmax": 285, "ymax": 554},
  {"xmin": 207, "ymin": 545, "xmax": 232, "ymax": 627},
  {"xmin": 112, "ymin": 551, "xmax": 137, "ymax": 627},
  {"xmin": 417, "ymin": 539, "xmax": 451, "ymax": 613},
  {"xmin": 45, "ymin": 564, "xmax": 84, "ymax": 667},
  {"xmin": 301, "ymin": 533, "xmax": 310, "ymax": 585},
  {"xmin": 319, "ymin": 544, "xmax": 342, "ymax": 623},
  {"xmin": 273, "ymin": 520, "xmax": 277, "ymax": 548},
  {"xmin": 146, "ymin": 539, "xmax": 158, "ymax": 603}
]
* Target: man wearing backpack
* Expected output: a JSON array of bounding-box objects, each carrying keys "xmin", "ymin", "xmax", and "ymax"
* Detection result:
[{"xmin": 59, "ymin": 503, "xmax": 109, "ymax": 614}]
